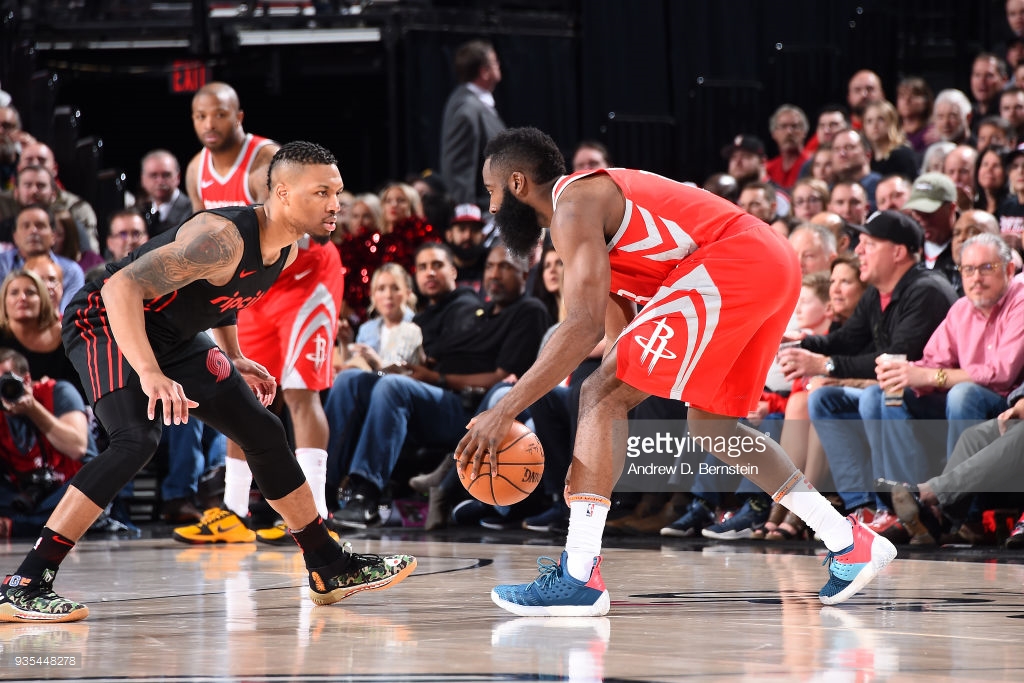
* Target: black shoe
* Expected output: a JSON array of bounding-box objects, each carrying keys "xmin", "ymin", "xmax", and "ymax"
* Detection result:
[
  {"xmin": 197, "ymin": 466, "xmax": 226, "ymax": 510},
  {"xmin": 451, "ymin": 499, "xmax": 493, "ymax": 526},
  {"xmin": 333, "ymin": 491, "xmax": 381, "ymax": 529},
  {"xmin": 160, "ymin": 497, "xmax": 204, "ymax": 523}
]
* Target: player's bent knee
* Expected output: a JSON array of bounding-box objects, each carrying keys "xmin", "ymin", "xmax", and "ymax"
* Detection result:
[
  {"xmin": 71, "ymin": 421, "xmax": 163, "ymax": 507},
  {"xmin": 235, "ymin": 409, "xmax": 305, "ymax": 500}
]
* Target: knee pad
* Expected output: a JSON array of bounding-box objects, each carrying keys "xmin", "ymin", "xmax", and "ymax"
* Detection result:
[
  {"xmin": 233, "ymin": 408, "xmax": 306, "ymax": 500},
  {"xmin": 72, "ymin": 420, "xmax": 163, "ymax": 507}
]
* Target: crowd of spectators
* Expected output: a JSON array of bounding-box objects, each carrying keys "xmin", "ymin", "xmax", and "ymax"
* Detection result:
[{"xmin": 2, "ymin": 12, "xmax": 1024, "ymax": 553}]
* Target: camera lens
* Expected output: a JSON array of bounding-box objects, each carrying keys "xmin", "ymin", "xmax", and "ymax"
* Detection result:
[{"xmin": 0, "ymin": 372, "xmax": 26, "ymax": 401}]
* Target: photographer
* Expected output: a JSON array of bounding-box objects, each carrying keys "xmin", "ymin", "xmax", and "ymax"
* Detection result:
[{"xmin": 0, "ymin": 348, "xmax": 96, "ymax": 538}]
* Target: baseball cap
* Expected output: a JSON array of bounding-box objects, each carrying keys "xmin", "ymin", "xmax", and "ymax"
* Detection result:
[
  {"xmin": 451, "ymin": 203, "xmax": 484, "ymax": 225},
  {"xmin": 720, "ymin": 134, "xmax": 766, "ymax": 160},
  {"xmin": 902, "ymin": 173, "xmax": 957, "ymax": 214},
  {"xmin": 851, "ymin": 210, "xmax": 923, "ymax": 252}
]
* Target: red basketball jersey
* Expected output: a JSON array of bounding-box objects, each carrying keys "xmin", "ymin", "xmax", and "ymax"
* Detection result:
[
  {"xmin": 196, "ymin": 134, "xmax": 274, "ymax": 209},
  {"xmin": 552, "ymin": 169, "xmax": 759, "ymax": 305}
]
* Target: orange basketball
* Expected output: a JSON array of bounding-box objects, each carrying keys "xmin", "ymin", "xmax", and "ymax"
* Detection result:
[{"xmin": 459, "ymin": 420, "xmax": 544, "ymax": 506}]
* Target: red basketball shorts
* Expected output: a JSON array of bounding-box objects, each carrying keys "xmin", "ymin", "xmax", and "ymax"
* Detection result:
[
  {"xmin": 236, "ymin": 242, "xmax": 343, "ymax": 392},
  {"xmin": 615, "ymin": 226, "xmax": 800, "ymax": 417}
]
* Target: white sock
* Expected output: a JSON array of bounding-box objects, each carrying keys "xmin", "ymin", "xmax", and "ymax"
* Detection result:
[
  {"xmin": 564, "ymin": 494, "xmax": 610, "ymax": 581},
  {"xmin": 223, "ymin": 457, "xmax": 253, "ymax": 518},
  {"xmin": 775, "ymin": 471, "xmax": 853, "ymax": 553},
  {"xmin": 296, "ymin": 447, "xmax": 329, "ymax": 519}
]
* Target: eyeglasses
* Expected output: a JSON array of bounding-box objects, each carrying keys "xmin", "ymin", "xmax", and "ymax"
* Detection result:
[
  {"xmin": 956, "ymin": 262, "xmax": 1002, "ymax": 276},
  {"xmin": 793, "ymin": 196, "xmax": 824, "ymax": 206},
  {"xmin": 112, "ymin": 230, "xmax": 146, "ymax": 240}
]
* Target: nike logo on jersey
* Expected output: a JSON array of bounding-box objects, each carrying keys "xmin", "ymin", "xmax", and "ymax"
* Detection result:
[
  {"xmin": 239, "ymin": 269, "xmax": 257, "ymax": 278},
  {"xmin": 293, "ymin": 268, "xmax": 313, "ymax": 281},
  {"xmin": 200, "ymin": 179, "xmax": 215, "ymax": 189}
]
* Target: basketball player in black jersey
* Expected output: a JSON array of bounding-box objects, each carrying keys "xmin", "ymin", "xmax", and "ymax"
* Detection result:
[{"xmin": 0, "ymin": 141, "xmax": 416, "ymax": 623}]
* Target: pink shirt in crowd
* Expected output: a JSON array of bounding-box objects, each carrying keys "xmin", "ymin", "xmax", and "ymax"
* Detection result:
[{"xmin": 914, "ymin": 275, "xmax": 1024, "ymax": 396}]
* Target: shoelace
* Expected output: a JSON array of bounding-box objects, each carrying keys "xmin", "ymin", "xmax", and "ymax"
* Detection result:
[
  {"xmin": 198, "ymin": 508, "xmax": 232, "ymax": 525},
  {"xmin": 340, "ymin": 541, "xmax": 387, "ymax": 567},
  {"xmin": 531, "ymin": 556, "xmax": 562, "ymax": 588}
]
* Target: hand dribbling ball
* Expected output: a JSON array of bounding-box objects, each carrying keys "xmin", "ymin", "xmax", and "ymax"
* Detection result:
[{"xmin": 459, "ymin": 420, "xmax": 544, "ymax": 506}]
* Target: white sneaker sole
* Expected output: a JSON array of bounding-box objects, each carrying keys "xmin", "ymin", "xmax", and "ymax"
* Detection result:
[
  {"xmin": 701, "ymin": 527, "xmax": 758, "ymax": 540},
  {"xmin": 819, "ymin": 534, "xmax": 897, "ymax": 605},
  {"xmin": 490, "ymin": 589, "xmax": 611, "ymax": 617}
]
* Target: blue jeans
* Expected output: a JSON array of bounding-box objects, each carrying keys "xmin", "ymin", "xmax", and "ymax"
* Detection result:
[
  {"xmin": 323, "ymin": 369, "xmax": 382, "ymax": 491},
  {"xmin": 690, "ymin": 414, "xmax": 782, "ymax": 505},
  {"xmin": 0, "ymin": 477, "xmax": 72, "ymax": 538},
  {"xmin": 860, "ymin": 381, "xmax": 1007, "ymax": 509},
  {"xmin": 161, "ymin": 420, "xmax": 226, "ymax": 500},
  {"xmin": 807, "ymin": 385, "xmax": 873, "ymax": 510},
  {"xmin": 347, "ymin": 374, "xmax": 468, "ymax": 493},
  {"xmin": 940, "ymin": 382, "xmax": 1008, "ymax": 454}
]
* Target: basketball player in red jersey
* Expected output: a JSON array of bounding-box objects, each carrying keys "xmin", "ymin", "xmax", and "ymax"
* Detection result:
[
  {"xmin": 176, "ymin": 82, "xmax": 343, "ymax": 543},
  {"xmin": 455, "ymin": 127, "xmax": 897, "ymax": 616}
]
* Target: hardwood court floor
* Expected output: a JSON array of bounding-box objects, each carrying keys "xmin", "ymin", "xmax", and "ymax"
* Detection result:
[{"xmin": 1, "ymin": 529, "xmax": 1023, "ymax": 682}]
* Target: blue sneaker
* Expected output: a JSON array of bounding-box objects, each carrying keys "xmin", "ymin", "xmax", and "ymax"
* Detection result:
[
  {"xmin": 819, "ymin": 514, "xmax": 897, "ymax": 605},
  {"xmin": 701, "ymin": 497, "xmax": 770, "ymax": 540},
  {"xmin": 660, "ymin": 498, "xmax": 714, "ymax": 537},
  {"xmin": 491, "ymin": 551, "xmax": 610, "ymax": 616}
]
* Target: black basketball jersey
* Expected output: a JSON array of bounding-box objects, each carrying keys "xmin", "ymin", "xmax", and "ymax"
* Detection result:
[{"xmin": 67, "ymin": 206, "xmax": 290, "ymax": 353}]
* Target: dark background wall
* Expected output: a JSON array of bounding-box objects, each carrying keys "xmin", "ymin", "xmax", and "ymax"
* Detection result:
[{"xmin": 0, "ymin": 0, "xmax": 1011, "ymax": 214}]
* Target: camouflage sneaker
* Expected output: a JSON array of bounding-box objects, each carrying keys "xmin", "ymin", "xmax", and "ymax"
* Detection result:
[
  {"xmin": 0, "ymin": 571, "xmax": 89, "ymax": 623},
  {"xmin": 308, "ymin": 542, "xmax": 416, "ymax": 605}
]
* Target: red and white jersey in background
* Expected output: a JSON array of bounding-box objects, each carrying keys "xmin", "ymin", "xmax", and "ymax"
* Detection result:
[
  {"xmin": 197, "ymin": 134, "xmax": 274, "ymax": 209},
  {"xmin": 552, "ymin": 168, "xmax": 760, "ymax": 305}
]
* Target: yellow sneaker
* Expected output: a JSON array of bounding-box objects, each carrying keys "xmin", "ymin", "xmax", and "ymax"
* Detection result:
[
  {"xmin": 256, "ymin": 520, "xmax": 340, "ymax": 546},
  {"xmin": 172, "ymin": 508, "xmax": 256, "ymax": 544}
]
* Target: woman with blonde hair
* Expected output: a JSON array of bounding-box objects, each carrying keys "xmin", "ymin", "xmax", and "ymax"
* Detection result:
[
  {"xmin": 0, "ymin": 269, "xmax": 80, "ymax": 389},
  {"xmin": 863, "ymin": 100, "xmax": 918, "ymax": 179},
  {"xmin": 324, "ymin": 262, "xmax": 425, "ymax": 504},
  {"xmin": 341, "ymin": 262, "xmax": 423, "ymax": 373}
]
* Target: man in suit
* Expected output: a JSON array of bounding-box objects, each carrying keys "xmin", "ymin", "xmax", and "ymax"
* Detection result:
[
  {"xmin": 138, "ymin": 149, "xmax": 193, "ymax": 236},
  {"xmin": 440, "ymin": 39, "xmax": 506, "ymax": 209}
]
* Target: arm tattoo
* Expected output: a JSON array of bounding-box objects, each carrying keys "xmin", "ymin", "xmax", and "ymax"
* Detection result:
[{"xmin": 123, "ymin": 215, "xmax": 243, "ymax": 298}]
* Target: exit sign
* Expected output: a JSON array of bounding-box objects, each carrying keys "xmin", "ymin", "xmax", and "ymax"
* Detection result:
[{"xmin": 170, "ymin": 60, "xmax": 208, "ymax": 93}]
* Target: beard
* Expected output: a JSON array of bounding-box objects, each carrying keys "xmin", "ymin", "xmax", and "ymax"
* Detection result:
[
  {"xmin": 451, "ymin": 240, "xmax": 487, "ymax": 266},
  {"xmin": 494, "ymin": 192, "xmax": 543, "ymax": 260}
]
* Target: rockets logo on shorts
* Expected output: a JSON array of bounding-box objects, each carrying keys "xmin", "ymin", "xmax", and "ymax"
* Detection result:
[
  {"xmin": 304, "ymin": 332, "xmax": 329, "ymax": 373},
  {"xmin": 634, "ymin": 318, "xmax": 677, "ymax": 374},
  {"xmin": 206, "ymin": 348, "xmax": 232, "ymax": 382}
]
